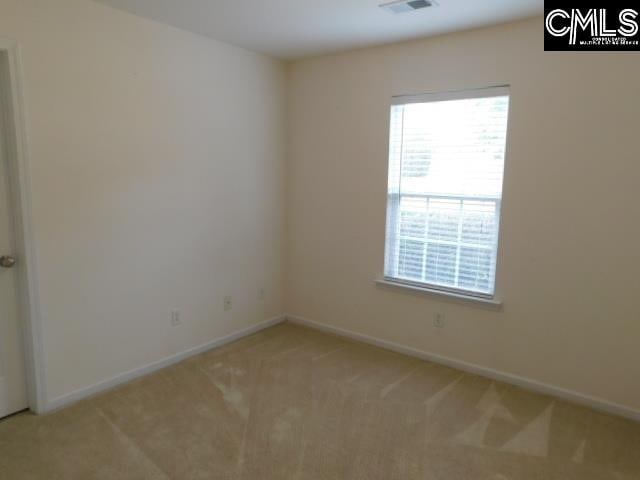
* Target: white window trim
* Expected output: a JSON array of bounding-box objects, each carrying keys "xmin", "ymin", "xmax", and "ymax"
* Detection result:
[
  {"xmin": 375, "ymin": 277, "xmax": 503, "ymax": 307},
  {"xmin": 392, "ymin": 85, "xmax": 510, "ymax": 106},
  {"xmin": 383, "ymin": 85, "xmax": 510, "ymax": 301}
]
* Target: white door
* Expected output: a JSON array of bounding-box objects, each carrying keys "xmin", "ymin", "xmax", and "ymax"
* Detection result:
[{"xmin": 0, "ymin": 118, "xmax": 28, "ymax": 418}]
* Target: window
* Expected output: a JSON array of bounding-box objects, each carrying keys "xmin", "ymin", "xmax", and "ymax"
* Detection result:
[{"xmin": 384, "ymin": 86, "xmax": 510, "ymax": 299}]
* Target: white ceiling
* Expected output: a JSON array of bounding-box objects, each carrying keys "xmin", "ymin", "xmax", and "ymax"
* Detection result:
[{"xmin": 94, "ymin": 0, "xmax": 543, "ymax": 60}]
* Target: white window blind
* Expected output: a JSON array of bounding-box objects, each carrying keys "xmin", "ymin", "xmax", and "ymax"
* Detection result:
[{"xmin": 384, "ymin": 87, "xmax": 510, "ymax": 298}]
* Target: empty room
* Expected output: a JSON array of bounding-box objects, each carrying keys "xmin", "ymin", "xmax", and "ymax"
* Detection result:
[{"xmin": 1, "ymin": 0, "xmax": 639, "ymax": 478}]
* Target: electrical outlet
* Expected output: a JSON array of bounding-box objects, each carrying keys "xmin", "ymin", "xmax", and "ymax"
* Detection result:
[
  {"xmin": 171, "ymin": 310, "xmax": 182, "ymax": 327},
  {"xmin": 258, "ymin": 288, "xmax": 265, "ymax": 300},
  {"xmin": 433, "ymin": 313, "xmax": 445, "ymax": 329},
  {"xmin": 224, "ymin": 296, "xmax": 233, "ymax": 311}
]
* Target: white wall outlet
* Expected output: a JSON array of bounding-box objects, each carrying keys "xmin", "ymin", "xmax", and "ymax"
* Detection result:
[
  {"xmin": 171, "ymin": 310, "xmax": 182, "ymax": 327},
  {"xmin": 224, "ymin": 296, "xmax": 233, "ymax": 311},
  {"xmin": 258, "ymin": 288, "xmax": 265, "ymax": 300},
  {"xmin": 433, "ymin": 313, "xmax": 445, "ymax": 329}
]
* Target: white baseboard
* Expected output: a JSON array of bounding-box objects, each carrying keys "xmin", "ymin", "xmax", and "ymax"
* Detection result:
[
  {"xmin": 286, "ymin": 314, "xmax": 640, "ymax": 423},
  {"xmin": 45, "ymin": 315, "xmax": 286, "ymax": 413}
]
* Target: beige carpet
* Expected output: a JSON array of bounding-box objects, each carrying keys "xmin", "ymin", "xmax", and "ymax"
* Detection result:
[{"xmin": 1, "ymin": 322, "xmax": 639, "ymax": 479}]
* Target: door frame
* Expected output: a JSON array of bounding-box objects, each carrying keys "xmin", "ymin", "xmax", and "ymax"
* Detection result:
[{"xmin": 0, "ymin": 38, "xmax": 46, "ymax": 414}]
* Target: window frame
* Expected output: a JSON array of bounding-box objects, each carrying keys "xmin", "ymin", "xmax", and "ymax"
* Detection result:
[{"xmin": 382, "ymin": 86, "xmax": 510, "ymax": 301}]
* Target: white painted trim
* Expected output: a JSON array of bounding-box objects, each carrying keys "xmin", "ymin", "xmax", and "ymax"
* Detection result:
[
  {"xmin": 286, "ymin": 315, "xmax": 640, "ymax": 423},
  {"xmin": 376, "ymin": 278, "xmax": 502, "ymax": 307},
  {"xmin": 0, "ymin": 38, "xmax": 48, "ymax": 414},
  {"xmin": 45, "ymin": 315, "xmax": 286, "ymax": 413},
  {"xmin": 392, "ymin": 85, "xmax": 510, "ymax": 105}
]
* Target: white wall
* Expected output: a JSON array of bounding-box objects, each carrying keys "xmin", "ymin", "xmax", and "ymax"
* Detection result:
[
  {"xmin": 0, "ymin": 0, "xmax": 285, "ymax": 402},
  {"xmin": 286, "ymin": 18, "xmax": 640, "ymax": 413}
]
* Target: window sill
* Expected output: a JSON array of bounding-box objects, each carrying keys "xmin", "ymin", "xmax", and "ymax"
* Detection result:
[{"xmin": 375, "ymin": 278, "xmax": 503, "ymax": 307}]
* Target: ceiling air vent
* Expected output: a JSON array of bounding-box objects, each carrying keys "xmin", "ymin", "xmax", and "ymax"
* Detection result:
[{"xmin": 380, "ymin": 0, "xmax": 437, "ymax": 14}]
